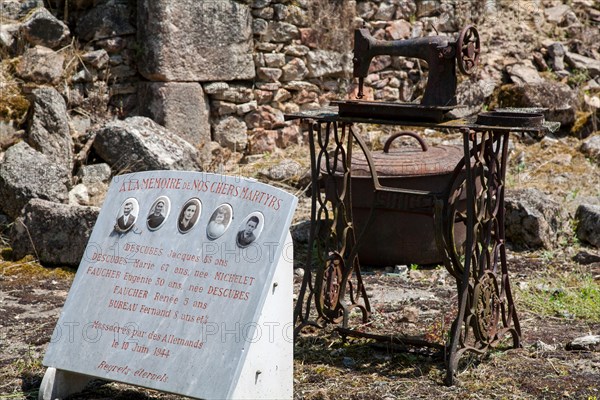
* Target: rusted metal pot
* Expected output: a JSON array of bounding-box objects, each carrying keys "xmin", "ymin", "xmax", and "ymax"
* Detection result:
[{"xmin": 323, "ymin": 132, "xmax": 467, "ymax": 266}]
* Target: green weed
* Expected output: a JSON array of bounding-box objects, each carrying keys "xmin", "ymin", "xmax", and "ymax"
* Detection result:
[{"xmin": 518, "ymin": 269, "xmax": 600, "ymax": 321}]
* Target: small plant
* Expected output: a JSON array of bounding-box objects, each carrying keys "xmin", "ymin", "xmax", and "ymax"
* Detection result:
[
  {"xmin": 0, "ymin": 59, "xmax": 30, "ymax": 124},
  {"xmin": 541, "ymin": 250, "xmax": 555, "ymax": 263},
  {"xmin": 567, "ymin": 68, "xmax": 590, "ymax": 88},
  {"xmin": 518, "ymin": 269, "xmax": 600, "ymax": 321},
  {"xmin": 566, "ymin": 188, "xmax": 580, "ymax": 201}
]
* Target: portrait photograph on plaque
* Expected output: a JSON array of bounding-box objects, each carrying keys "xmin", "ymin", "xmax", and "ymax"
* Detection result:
[
  {"xmin": 206, "ymin": 203, "xmax": 233, "ymax": 240},
  {"xmin": 235, "ymin": 212, "xmax": 264, "ymax": 248},
  {"xmin": 113, "ymin": 197, "xmax": 139, "ymax": 234},
  {"xmin": 146, "ymin": 196, "xmax": 170, "ymax": 231},
  {"xmin": 177, "ymin": 197, "xmax": 202, "ymax": 234}
]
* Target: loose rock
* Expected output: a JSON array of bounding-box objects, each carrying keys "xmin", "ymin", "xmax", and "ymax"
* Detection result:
[
  {"xmin": 565, "ymin": 335, "xmax": 600, "ymax": 351},
  {"xmin": 92, "ymin": 117, "xmax": 202, "ymax": 172},
  {"xmin": 0, "ymin": 141, "xmax": 70, "ymax": 218},
  {"xmin": 575, "ymin": 204, "xmax": 600, "ymax": 248},
  {"xmin": 15, "ymin": 45, "xmax": 65, "ymax": 85},
  {"xmin": 10, "ymin": 198, "xmax": 99, "ymax": 266},
  {"xmin": 213, "ymin": 116, "xmax": 249, "ymax": 152},
  {"xmin": 580, "ymin": 135, "xmax": 600, "ymax": 164},
  {"xmin": 20, "ymin": 7, "xmax": 70, "ymax": 49},
  {"xmin": 505, "ymin": 188, "xmax": 566, "ymax": 250},
  {"xmin": 27, "ymin": 86, "xmax": 74, "ymax": 171}
]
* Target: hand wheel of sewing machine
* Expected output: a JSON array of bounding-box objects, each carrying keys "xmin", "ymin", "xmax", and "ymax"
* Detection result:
[{"xmin": 457, "ymin": 25, "xmax": 481, "ymax": 75}]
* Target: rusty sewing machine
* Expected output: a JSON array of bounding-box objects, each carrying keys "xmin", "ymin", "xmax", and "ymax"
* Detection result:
[
  {"xmin": 333, "ymin": 25, "xmax": 480, "ymax": 121},
  {"xmin": 291, "ymin": 24, "xmax": 533, "ymax": 386},
  {"xmin": 325, "ymin": 25, "xmax": 485, "ymax": 267}
]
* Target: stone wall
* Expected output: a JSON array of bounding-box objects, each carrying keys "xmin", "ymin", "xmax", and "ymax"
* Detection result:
[
  {"xmin": 15, "ymin": 0, "xmax": 600, "ymax": 159},
  {"xmin": 3, "ymin": 0, "xmax": 598, "ymax": 163},
  {"xmin": 136, "ymin": 0, "xmax": 491, "ymax": 155},
  {"xmin": 15, "ymin": 0, "xmax": 486, "ymax": 157}
]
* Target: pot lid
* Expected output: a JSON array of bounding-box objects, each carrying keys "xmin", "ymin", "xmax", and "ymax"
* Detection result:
[{"xmin": 323, "ymin": 132, "xmax": 464, "ymax": 177}]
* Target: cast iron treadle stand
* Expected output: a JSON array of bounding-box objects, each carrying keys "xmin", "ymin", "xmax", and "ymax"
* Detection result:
[{"xmin": 289, "ymin": 111, "xmax": 531, "ymax": 385}]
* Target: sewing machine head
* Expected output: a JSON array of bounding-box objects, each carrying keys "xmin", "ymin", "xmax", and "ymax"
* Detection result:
[{"xmin": 353, "ymin": 25, "xmax": 480, "ymax": 107}]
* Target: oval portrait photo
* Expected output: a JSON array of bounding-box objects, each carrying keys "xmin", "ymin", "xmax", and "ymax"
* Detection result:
[
  {"xmin": 177, "ymin": 198, "xmax": 202, "ymax": 234},
  {"xmin": 146, "ymin": 196, "xmax": 171, "ymax": 231},
  {"xmin": 235, "ymin": 212, "xmax": 264, "ymax": 248},
  {"xmin": 113, "ymin": 197, "xmax": 139, "ymax": 234},
  {"xmin": 206, "ymin": 203, "xmax": 233, "ymax": 240}
]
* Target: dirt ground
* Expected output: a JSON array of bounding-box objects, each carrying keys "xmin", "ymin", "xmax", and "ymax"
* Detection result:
[{"xmin": 0, "ymin": 247, "xmax": 599, "ymax": 400}]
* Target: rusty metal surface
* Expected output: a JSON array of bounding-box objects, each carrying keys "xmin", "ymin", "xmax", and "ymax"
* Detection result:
[
  {"xmin": 292, "ymin": 116, "xmax": 523, "ymax": 387},
  {"xmin": 352, "ymin": 25, "xmax": 480, "ymax": 106},
  {"xmin": 318, "ymin": 131, "xmax": 469, "ymax": 266},
  {"xmin": 456, "ymin": 25, "xmax": 481, "ymax": 75},
  {"xmin": 332, "ymin": 100, "xmax": 456, "ymax": 122},
  {"xmin": 438, "ymin": 129, "xmax": 521, "ymax": 385},
  {"xmin": 294, "ymin": 121, "xmax": 371, "ymax": 329},
  {"xmin": 345, "ymin": 133, "xmax": 464, "ymax": 177},
  {"xmin": 322, "ymin": 134, "xmax": 464, "ymax": 177},
  {"xmin": 476, "ymin": 111, "xmax": 545, "ymax": 127},
  {"xmin": 285, "ymin": 108, "xmax": 561, "ymax": 135}
]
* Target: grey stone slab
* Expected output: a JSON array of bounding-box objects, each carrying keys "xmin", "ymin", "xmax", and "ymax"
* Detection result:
[
  {"xmin": 27, "ymin": 86, "xmax": 74, "ymax": 171},
  {"xmin": 138, "ymin": 82, "xmax": 211, "ymax": 147},
  {"xmin": 92, "ymin": 116, "xmax": 202, "ymax": 172},
  {"xmin": 11, "ymin": 199, "xmax": 99, "ymax": 266},
  {"xmin": 138, "ymin": 0, "xmax": 255, "ymax": 81},
  {"xmin": 42, "ymin": 171, "xmax": 297, "ymax": 399},
  {"xmin": 0, "ymin": 141, "xmax": 70, "ymax": 218}
]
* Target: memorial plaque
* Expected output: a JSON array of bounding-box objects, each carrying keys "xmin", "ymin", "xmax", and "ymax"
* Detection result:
[{"xmin": 41, "ymin": 171, "xmax": 297, "ymax": 399}]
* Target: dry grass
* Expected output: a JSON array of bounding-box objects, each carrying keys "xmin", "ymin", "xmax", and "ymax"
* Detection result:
[
  {"xmin": 0, "ymin": 59, "xmax": 30, "ymax": 124},
  {"xmin": 0, "ymin": 255, "xmax": 75, "ymax": 283},
  {"xmin": 57, "ymin": 40, "xmax": 112, "ymax": 122},
  {"xmin": 506, "ymin": 133, "xmax": 600, "ymax": 214}
]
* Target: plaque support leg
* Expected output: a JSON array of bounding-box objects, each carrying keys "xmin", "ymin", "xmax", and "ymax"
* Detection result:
[
  {"xmin": 38, "ymin": 367, "xmax": 94, "ymax": 400},
  {"xmin": 229, "ymin": 232, "xmax": 293, "ymax": 400}
]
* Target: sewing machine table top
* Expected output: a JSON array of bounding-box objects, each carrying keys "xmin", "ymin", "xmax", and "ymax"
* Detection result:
[
  {"xmin": 331, "ymin": 100, "xmax": 457, "ymax": 123},
  {"xmin": 284, "ymin": 104, "xmax": 560, "ymax": 134}
]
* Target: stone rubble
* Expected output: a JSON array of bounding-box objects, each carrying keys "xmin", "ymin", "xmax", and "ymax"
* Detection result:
[
  {"xmin": 0, "ymin": 141, "xmax": 71, "ymax": 219},
  {"xmin": 10, "ymin": 198, "xmax": 99, "ymax": 266},
  {"xmin": 575, "ymin": 204, "xmax": 600, "ymax": 248},
  {"xmin": 504, "ymin": 188, "xmax": 568, "ymax": 250},
  {"xmin": 0, "ymin": 0, "xmax": 599, "ymax": 265},
  {"xmin": 565, "ymin": 335, "xmax": 600, "ymax": 351}
]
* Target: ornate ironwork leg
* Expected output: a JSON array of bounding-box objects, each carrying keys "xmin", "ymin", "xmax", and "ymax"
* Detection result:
[
  {"xmin": 294, "ymin": 121, "xmax": 320, "ymax": 332},
  {"xmin": 443, "ymin": 129, "xmax": 521, "ymax": 385},
  {"xmin": 294, "ymin": 121, "xmax": 371, "ymax": 332}
]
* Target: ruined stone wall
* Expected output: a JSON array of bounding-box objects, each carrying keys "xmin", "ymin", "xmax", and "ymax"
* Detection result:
[
  {"xmin": 133, "ymin": 0, "xmax": 490, "ymax": 156},
  {"xmin": 7, "ymin": 0, "xmax": 486, "ymax": 156}
]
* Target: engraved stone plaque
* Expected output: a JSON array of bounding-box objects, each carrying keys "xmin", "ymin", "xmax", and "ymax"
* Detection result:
[{"xmin": 41, "ymin": 171, "xmax": 297, "ymax": 399}]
